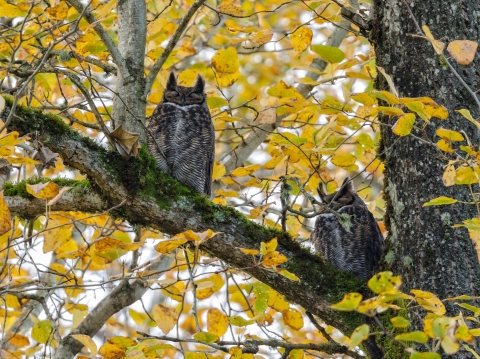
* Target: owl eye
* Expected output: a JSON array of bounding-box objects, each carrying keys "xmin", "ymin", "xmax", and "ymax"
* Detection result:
[
  {"xmin": 189, "ymin": 92, "xmax": 203, "ymax": 100},
  {"xmin": 165, "ymin": 91, "xmax": 179, "ymax": 97}
]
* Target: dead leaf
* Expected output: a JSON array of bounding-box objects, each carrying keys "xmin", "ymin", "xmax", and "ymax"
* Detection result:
[
  {"xmin": 32, "ymin": 141, "xmax": 59, "ymax": 174},
  {"xmin": 111, "ymin": 125, "xmax": 141, "ymax": 160},
  {"xmin": 47, "ymin": 186, "xmax": 71, "ymax": 206},
  {"xmin": 447, "ymin": 40, "xmax": 478, "ymax": 65},
  {"xmin": 257, "ymin": 108, "xmax": 277, "ymax": 124}
]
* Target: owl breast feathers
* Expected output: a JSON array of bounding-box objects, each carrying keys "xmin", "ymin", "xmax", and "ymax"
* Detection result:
[
  {"xmin": 147, "ymin": 72, "xmax": 215, "ymax": 197},
  {"xmin": 311, "ymin": 178, "xmax": 385, "ymax": 280}
]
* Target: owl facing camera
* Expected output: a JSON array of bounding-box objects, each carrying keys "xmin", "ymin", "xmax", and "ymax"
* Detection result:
[{"xmin": 147, "ymin": 72, "xmax": 215, "ymax": 197}]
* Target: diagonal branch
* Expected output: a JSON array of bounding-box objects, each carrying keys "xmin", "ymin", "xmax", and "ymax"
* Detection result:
[
  {"xmin": 144, "ymin": 0, "xmax": 207, "ymax": 97},
  {"xmin": 1, "ymin": 96, "xmax": 366, "ymax": 340},
  {"xmin": 65, "ymin": 0, "xmax": 130, "ymax": 79}
]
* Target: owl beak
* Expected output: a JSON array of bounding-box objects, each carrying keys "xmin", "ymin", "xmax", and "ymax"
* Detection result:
[{"xmin": 181, "ymin": 95, "xmax": 186, "ymax": 105}]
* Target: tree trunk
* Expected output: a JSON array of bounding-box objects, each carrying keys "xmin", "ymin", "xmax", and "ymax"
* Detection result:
[
  {"xmin": 372, "ymin": 0, "xmax": 480, "ymax": 324},
  {"xmin": 113, "ymin": 0, "xmax": 147, "ymax": 140}
]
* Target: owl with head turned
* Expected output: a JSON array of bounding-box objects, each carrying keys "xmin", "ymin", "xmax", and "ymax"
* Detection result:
[
  {"xmin": 147, "ymin": 72, "xmax": 215, "ymax": 197},
  {"xmin": 311, "ymin": 177, "xmax": 385, "ymax": 280}
]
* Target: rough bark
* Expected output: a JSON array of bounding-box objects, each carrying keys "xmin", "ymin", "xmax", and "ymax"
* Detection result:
[
  {"xmin": 372, "ymin": 0, "xmax": 480, "ymax": 335},
  {"xmin": 113, "ymin": 0, "xmax": 147, "ymax": 139}
]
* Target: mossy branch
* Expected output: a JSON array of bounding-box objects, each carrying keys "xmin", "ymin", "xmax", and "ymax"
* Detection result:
[{"xmin": 1, "ymin": 96, "xmax": 366, "ymax": 334}]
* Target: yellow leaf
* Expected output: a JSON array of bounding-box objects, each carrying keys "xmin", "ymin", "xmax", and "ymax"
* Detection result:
[
  {"xmin": 436, "ymin": 139, "xmax": 455, "ymax": 153},
  {"xmin": 0, "ymin": 192, "xmax": 11, "ymax": 237},
  {"xmin": 178, "ymin": 69, "xmax": 203, "ymax": 86},
  {"xmin": 351, "ymin": 92, "xmax": 376, "ymax": 106},
  {"xmin": 392, "ymin": 113, "xmax": 416, "ymax": 136},
  {"xmin": 26, "ymin": 182, "xmax": 60, "ymax": 199},
  {"xmin": 411, "ymin": 289, "xmax": 446, "ymax": 315},
  {"xmin": 239, "ymin": 248, "xmax": 260, "ymax": 255},
  {"xmin": 267, "ymin": 290, "xmax": 290, "ymax": 312},
  {"xmin": 263, "ymin": 237, "xmax": 277, "ymax": 253},
  {"xmin": 330, "ymin": 293, "xmax": 363, "ymax": 311},
  {"xmin": 218, "ymin": 1, "xmax": 245, "ymax": 16},
  {"xmin": 152, "ymin": 304, "xmax": 178, "ymax": 334},
  {"xmin": 331, "ymin": 153, "xmax": 356, "ymax": 168},
  {"xmin": 215, "ymin": 189, "xmax": 239, "ymax": 197},
  {"xmin": 196, "ymin": 274, "xmax": 225, "ymax": 299},
  {"xmin": 442, "ymin": 164, "xmax": 456, "ymax": 187},
  {"xmin": 262, "ymin": 251, "xmax": 288, "ymax": 267},
  {"xmin": 7, "ymin": 334, "xmax": 29, "ymax": 348},
  {"xmin": 250, "ymin": 203, "xmax": 272, "ymax": 217},
  {"xmin": 457, "ymin": 109, "xmax": 480, "ymax": 129},
  {"xmin": 43, "ymin": 220, "xmax": 73, "ymax": 253},
  {"xmin": 99, "ymin": 342, "xmax": 126, "ymax": 359},
  {"xmin": 282, "ymin": 308, "xmax": 304, "ymax": 330},
  {"xmin": 230, "ymin": 164, "xmax": 261, "ymax": 177},
  {"xmin": 212, "ymin": 47, "xmax": 239, "ymax": 74},
  {"xmin": 212, "ymin": 162, "xmax": 226, "ymax": 180},
  {"xmin": 436, "ymin": 127, "xmax": 464, "ymax": 141},
  {"xmin": 455, "ymin": 166, "xmax": 477, "ymax": 185},
  {"xmin": 447, "ymin": 40, "xmax": 478, "ymax": 65},
  {"xmin": 46, "ymin": 1, "xmax": 69, "ymax": 20},
  {"xmin": 0, "ymin": 0, "xmax": 26, "ymax": 18},
  {"xmin": 215, "ymin": 70, "xmax": 241, "ymax": 87},
  {"xmin": 95, "ymin": 0, "xmax": 116, "ymax": 20},
  {"xmin": 249, "ymin": 29, "xmax": 274, "ymax": 46},
  {"xmin": 207, "ymin": 308, "xmax": 229, "ymax": 337},
  {"xmin": 291, "ymin": 27, "xmax": 313, "ymax": 58},
  {"xmin": 71, "ymin": 334, "xmax": 97, "ymax": 356},
  {"xmin": 422, "ymin": 25, "xmax": 445, "ymax": 54},
  {"xmin": 155, "ymin": 238, "xmax": 188, "ymax": 254}
]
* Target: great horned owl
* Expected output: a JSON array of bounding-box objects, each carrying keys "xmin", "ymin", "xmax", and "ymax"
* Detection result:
[
  {"xmin": 147, "ymin": 72, "xmax": 215, "ymax": 197},
  {"xmin": 311, "ymin": 177, "xmax": 384, "ymax": 280}
]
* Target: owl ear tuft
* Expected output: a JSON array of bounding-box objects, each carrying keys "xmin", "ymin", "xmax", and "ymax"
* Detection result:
[
  {"xmin": 193, "ymin": 75, "xmax": 205, "ymax": 92},
  {"xmin": 338, "ymin": 177, "xmax": 354, "ymax": 196},
  {"xmin": 166, "ymin": 72, "xmax": 177, "ymax": 89},
  {"xmin": 317, "ymin": 184, "xmax": 327, "ymax": 202}
]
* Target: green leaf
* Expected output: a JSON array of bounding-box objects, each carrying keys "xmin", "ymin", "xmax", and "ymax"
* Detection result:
[
  {"xmin": 32, "ymin": 320, "xmax": 53, "ymax": 344},
  {"xmin": 311, "ymin": 45, "xmax": 345, "ymax": 63},
  {"xmin": 391, "ymin": 316, "xmax": 410, "ymax": 328},
  {"xmin": 410, "ymin": 352, "xmax": 441, "ymax": 359},
  {"xmin": 404, "ymin": 101, "xmax": 429, "ymax": 122},
  {"xmin": 368, "ymin": 271, "xmax": 402, "ymax": 294},
  {"xmin": 455, "ymin": 166, "xmax": 477, "ymax": 185},
  {"xmin": 348, "ymin": 324, "xmax": 369, "ymax": 349},
  {"xmin": 252, "ymin": 282, "xmax": 269, "ymax": 314},
  {"xmin": 228, "ymin": 315, "xmax": 255, "ymax": 327},
  {"xmin": 395, "ymin": 331, "xmax": 429, "ymax": 344},
  {"xmin": 422, "ymin": 196, "xmax": 458, "ymax": 207},
  {"xmin": 457, "ymin": 109, "xmax": 480, "ymax": 130},
  {"xmin": 456, "ymin": 303, "xmax": 480, "ymax": 316},
  {"xmin": 330, "ymin": 293, "xmax": 362, "ymax": 311},
  {"xmin": 193, "ymin": 332, "xmax": 219, "ymax": 343}
]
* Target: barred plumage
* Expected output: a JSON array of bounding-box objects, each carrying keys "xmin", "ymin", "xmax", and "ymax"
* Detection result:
[
  {"xmin": 147, "ymin": 73, "xmax": 215, "ymax": 197},
  {"xmin": 311, "ymin": 178, "xmax": 384, "ymax": 280}
]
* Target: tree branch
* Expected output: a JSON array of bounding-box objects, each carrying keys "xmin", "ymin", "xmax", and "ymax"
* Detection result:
[
  {"xmin": 144, "ymin": 0, "xmax": 207, "ymax": 97},
  {"xmin": 1, "ymin": 96, "xmax": 366, "ymax": 341},
  {"xmin": 65, "ymin": 0, "xmax": 129, "ymax": 79},
  {"xmin": 53, "ymin": 256, "xmax": 174, "ymax": 359}
]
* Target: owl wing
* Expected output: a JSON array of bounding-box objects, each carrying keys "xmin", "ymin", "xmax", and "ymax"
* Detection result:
[
  {"xmin": 313, "ymin": 205, "xmax": 384, "ymax": 280},
  {"xmin": 170, "ymin": 107, "xmax": 215, "ymax": 196},
  {"xmin": 147, "ymin": 104, "xmax": 175, "ymax": 173}
]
